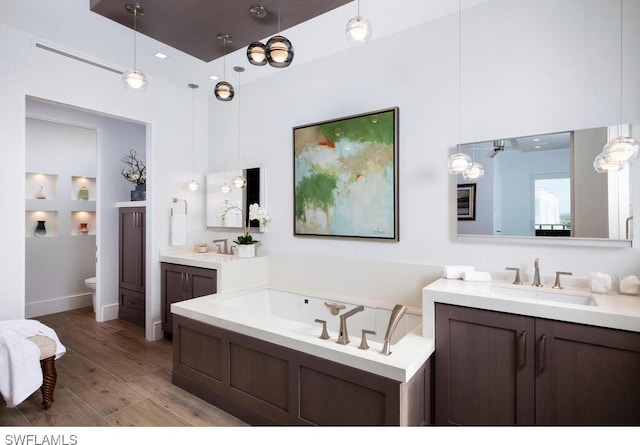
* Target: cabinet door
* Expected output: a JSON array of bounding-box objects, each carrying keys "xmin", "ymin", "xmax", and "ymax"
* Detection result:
[
  {"xmin": 188, "ymin": 267, "xmax": 217, "ymax": 299},
  {"xmin": 119, "ymin": 207, "xmax": 145, "ymax": 292},
  {"xmin": 161, "ymin": 263, "xmax": 187, "ymax": 334},
  {"xmin": 535, "ymin": 319, "xmax": 640, "ymax": 425},
  {"xmin": 435, "ymin": 304, "xmax": 535, "ymax": 425}
]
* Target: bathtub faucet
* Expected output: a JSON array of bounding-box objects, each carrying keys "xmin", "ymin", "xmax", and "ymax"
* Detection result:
[
  {"xmin": 337, "ymin": 305, "xmax": 365, "ymax": 345},
  {"xmin": 380, "ymin": 304, "xmax": 408, "ymax": 356}
]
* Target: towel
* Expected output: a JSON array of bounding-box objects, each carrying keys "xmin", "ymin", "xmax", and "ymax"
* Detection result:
[
  {"xmin": 170, "ymin": 203, "xmax": 186, "ymax": 246},
  {"xmin": 0, "ymin": 320, "xmax": 66, "ymax": 408},
  {"xmin": 461, "ymin": 270, "xmax": 492, "ymax": 282},
  {"xmin": 589, "ymin": 272, "xmax": 612, "ymax": 294},
  {"xmin": 619, "ymin": 275, "xmax": 640, "ymax": 295},
  {"xmin": 442, "ymin": 265, "xmax": 475, "ymax": 279}
]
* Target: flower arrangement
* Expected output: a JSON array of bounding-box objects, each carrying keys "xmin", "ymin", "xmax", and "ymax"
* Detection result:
[
  {"xmin": 234, "ymin": 203, "xmax": 271, "ymax": 245},
  {"xmin": 221, "ymin": 200, "xmax": 242, "ymax": 222},
  {"xmin": 120, "ymin": 149, "xmax": 146, "ymax": 186}
]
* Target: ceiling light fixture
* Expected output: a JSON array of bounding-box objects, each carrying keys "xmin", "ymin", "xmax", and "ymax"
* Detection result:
[
  {"xmin": 233, "ymin": 66, "xmax": 247, "ymax": 190},
  {"xmin": 187, "ymin": 83, "xmax": 200, "ymax": 191},
  {"xmin": 596, "ymin": 0, "xmax": 639, "ymax": 171},
  {"xmin": 265, "ymin": 9, "xmax": 294, "ymax": 68},
  {"xmin": 247, "ymin": 6, "xmax": 268, "ymax": 66},
  {"xmin": 122, "ymin": 4, "xmax": 147, "ymax": 90},
  {"xmin": 214, "ymin": 34, "xmax": 234, "ymax": 101},
  {"xmin": 346, "ymin": 0, "xmax": 372, "ymax": 44}
]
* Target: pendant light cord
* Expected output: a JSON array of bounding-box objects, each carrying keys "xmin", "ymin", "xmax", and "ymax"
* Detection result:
[
  {"xmin": 457, "ymin": 0, "xmax": 462, "ymax": 152},
  {"xmin": 192, "ymin": 86, "xmax": 196, "ymax": 176},
  {"xmin": 618, "ymin": 0, "xmax": 624, "ymax": 134},
  {"xmin": 133, "ymin": 9, "xmax": 138, "ymax": 70}
]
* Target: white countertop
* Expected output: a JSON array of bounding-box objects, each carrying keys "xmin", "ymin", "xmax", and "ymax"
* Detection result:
[
  {"xmin": 172, "ymin": 291, "xmax": 434, "ymax": 383},
  {"xmin": 422, "ymin": 278, "xmax": 640, "ymax": 339}
]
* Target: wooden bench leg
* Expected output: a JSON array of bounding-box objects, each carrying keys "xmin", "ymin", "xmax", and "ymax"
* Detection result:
[{"xmin": 39, "ymin": 356, "xmax": 57, "ymax": 410}]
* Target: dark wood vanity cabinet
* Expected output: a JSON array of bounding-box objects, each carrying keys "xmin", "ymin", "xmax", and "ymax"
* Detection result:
[
  {"xmin": 118, "ymin": 207, "xmax": 145, "ymax": 327},
  {"xmin": 161, "ymin": 262, "xmax": 217, "ymax": 336},
  {"xmin": 435, "ymin": 303, "xmax": 640, "ymax": 425}
]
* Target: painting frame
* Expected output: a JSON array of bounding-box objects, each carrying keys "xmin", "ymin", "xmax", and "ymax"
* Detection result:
[
  {"xmin": 293, "ymin": 107, "xmax": 399, "ymax": 241},
  {"xmin": 457, "ymin": 183, "xmax": 476, "ymax": 221}
]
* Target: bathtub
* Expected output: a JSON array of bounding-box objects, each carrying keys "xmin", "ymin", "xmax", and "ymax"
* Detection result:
[{"xmin": 171, "ymin": 288, "xmax": 434, "ymax": 382}]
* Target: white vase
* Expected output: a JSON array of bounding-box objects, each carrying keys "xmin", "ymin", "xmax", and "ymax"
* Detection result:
[{"xmin": 236, "ymin": 244, "xmax": 255, "ymax": 258}]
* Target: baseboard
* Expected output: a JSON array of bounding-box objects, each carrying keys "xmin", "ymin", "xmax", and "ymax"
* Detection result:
[
  {"xmin": 26, "ymin": 293, "xmax": 92, "ymax": 318},
  {"xmin": 152, "ymin": 320, "xmax": 163, "ymax": 341},
  {"xmin": 101, "ymin": 303, "xmax": 119, "ymax": 321}
]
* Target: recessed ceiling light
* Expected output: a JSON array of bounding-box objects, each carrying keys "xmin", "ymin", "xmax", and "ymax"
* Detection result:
[
  {"xmin": 534, "ymin": 145, "xmax": 542, "ymax": 149},
  {"xmin": 209, "ymin": 74, "xmax": 220, "ymax": 81},
  {"xmin": 533, "ymin": 138, "xmax": 540, "ymax": 142},
  {"xmin": 154, "ymin": 52, "xmax": 168, "ymax": 59}
]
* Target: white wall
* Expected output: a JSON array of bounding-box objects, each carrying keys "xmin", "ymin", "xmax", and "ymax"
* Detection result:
[{"xmin": 209, "ymin": 0, "xmax": 640, "ymax": 291}]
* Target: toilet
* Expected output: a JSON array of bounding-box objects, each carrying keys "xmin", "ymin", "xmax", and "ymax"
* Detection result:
[{"xmin": 84, "ymin": 277, "xmax": 96, "ymax": 312}]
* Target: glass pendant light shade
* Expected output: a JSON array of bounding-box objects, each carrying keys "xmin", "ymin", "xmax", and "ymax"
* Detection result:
[
  {"xmin": 220, "ymin": 183, "xmax": 231, "ymax": 193},
  {"xmin": 448, "ymin": 152, "xmax": 472, "ymax": 174},
  {"xmin": 346, "ymin": 16, "xmax": 372, "ymax": 43},
  {"xmin": 187, "ymin": 179, "xmax": 200, "ymax": 191},
  {"xmin": 233, "ymin": 176, "xmax": 247, "ymax": 189},
  {"xmin": 247, "ymin": 42, "xmax": 267, "ymax": 66},
  {"xmin": 593, "ymin": 152, "xmax": 623, "ymax": 173},
  {"xmin": 214, "ymin": 81, "xmax": 234, "ymax": 101},
  {"xmin": 462, "ymin": 162, "xmax": 484, "ymax": 180},
  {"xmin": 602, "ymin": 136, "xmax": 639, "ymax": 163},
  {"xmin": 266, "ymin": 36, "xmax": 294, "ymax": 68},
  {"xmin": 122, "ymin": 68, "xmax": 148, "ymax": 90}
]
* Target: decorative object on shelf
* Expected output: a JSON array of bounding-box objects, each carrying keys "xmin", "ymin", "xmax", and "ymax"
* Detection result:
[
  {"xmin": 78, "ymin": 186, "xmax": 89, "ymax": 200},
  {"xmin": 293, "ymin": 108, "xmax": 399, "ymax": 241},
  {"xmin": 214, "ymin": 34, "xmax": 234, "ymax": 101},
  {"xmin": 36, "ymin": 186, "xmax": 46, "ymax": 199},
  {"xmin": 346, "ymin": 0, "xmax": 372, "ymax": 44},
  {"xmin": 79, "ymin": 222, "xmax": 89, "ymax": 235},
  {"xmin": 122, "ymin": 3, "xmax": 148, "ymax": 90},
  {"xmin": 121, "ymin": 149, "xmax": 146, "ymax": 201},
  {"xmin": 187, "ymin": 83, "xmax": 200, "ymax": 191},
  {"xmin": 34, "ymin": 220, "xmax": 47, "ymax": 237},
  {"xmin": 233, "ymin": 203, "xmax": 271, "ymax": 258},
  {"xmin": 594, "ymin": 0, "xmax": 639, "ymax": 171},
  {"xmin": 457, "ymin": 183, "xmax": 476, "ymax": 221}
]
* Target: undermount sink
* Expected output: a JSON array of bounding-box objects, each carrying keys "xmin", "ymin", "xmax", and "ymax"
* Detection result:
[{"xmin": 488, "ymin": 285, "xmax": 598, "ymax": 307}]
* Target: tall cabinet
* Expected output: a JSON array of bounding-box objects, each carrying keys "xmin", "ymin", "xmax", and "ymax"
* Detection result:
[{"xmin": 118, "ymin": 206, "xmax": 145, "ymax": 327}]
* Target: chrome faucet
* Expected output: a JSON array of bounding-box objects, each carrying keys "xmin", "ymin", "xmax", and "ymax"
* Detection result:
[
  {"xmin": 532, "ymin": 258, "xmax": 543, "ymax": 287},
  {"xmin": 552, "ymin": 271, "xmax": 573, "ymax": 289},
  {"xmin": 336, "ymin": 305, "xmax": 365, "ymax": 345},
  {"xmin": 212, "ymin": 239, "xmax": 228, "ymax": 254},
  {"xmin": 380, "ymin": 304, "xmax": 407, "ymax": 356}
]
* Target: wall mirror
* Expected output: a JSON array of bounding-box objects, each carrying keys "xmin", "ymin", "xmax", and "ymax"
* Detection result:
[
  {"xmin": 456, "ymin": 125, "xmax": 633, "ymax": 244},
  {"xmin": 206, "ymin": 167, "xmax": 264, "ymax": 231}
]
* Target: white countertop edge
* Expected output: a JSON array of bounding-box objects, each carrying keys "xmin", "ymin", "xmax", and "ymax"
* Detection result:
[
  {"xmin": 172, "ymin": 296, "xmax": 433, "ymax": 383},
  {"xmin": 115, "ymin": 201, "xmax": 147, "ymax": 207}
]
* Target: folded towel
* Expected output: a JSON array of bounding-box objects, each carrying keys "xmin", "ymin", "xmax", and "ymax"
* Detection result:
[
  {"xmin": 619, "ymin": 275, "xmax": 640, "ymax": 295},
  {"xmin": 170, "ymin": 211, "xmax": 186, "ymax": 247},
  {"xmin": 461, "ymin": 270, "xmax": 492, "ymax": 282},
  {"xmin": 442, "ymin": 265, "xmax": 475, "ymax": 279},
  {"xmin": 589, "ymin": 272, "xmax": 612, "ymax": 294}
]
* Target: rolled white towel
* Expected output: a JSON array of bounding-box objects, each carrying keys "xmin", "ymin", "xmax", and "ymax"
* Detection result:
[
  {"xmin": 442, "ymin": 265, "xmax": 475, "ymax": 279},
  {"xmin": 589, "ymin": 272, "xmax": 612, "ymax": 294},
  {"xmin": 619, "ymin": 275, "xmax": 640, "ymax": 295},
  {"xmin": 461, "ymin": 270, "xmax": 492, "ymax": 282}
]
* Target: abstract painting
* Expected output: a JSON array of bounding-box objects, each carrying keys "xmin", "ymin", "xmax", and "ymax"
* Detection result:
[{"xmin": 293, "ymin": 107, "xmax": 399, "ymax": 241}]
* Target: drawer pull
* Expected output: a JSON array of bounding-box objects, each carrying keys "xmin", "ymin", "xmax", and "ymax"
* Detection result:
[{"xmin": 519, "ymin": 331, "xmax": 527, "ymax": 369}]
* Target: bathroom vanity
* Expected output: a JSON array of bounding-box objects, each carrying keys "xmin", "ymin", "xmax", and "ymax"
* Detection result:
[{"xmin": 423, "ymin": 278, "xmax": 640, "ymax": 425}]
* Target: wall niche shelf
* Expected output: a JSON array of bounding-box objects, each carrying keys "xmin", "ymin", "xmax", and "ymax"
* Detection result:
[
  {"xmin": 72, "ymin": 176, "xmax": 96, "ymax": 201},
  {"xmin": 71, "ymin": 211, "xmax": 96, "ymax": 236},
  {"xmin": 26, "ymin": 172, "xmax": 58, "ymax": 200},
  {"xmin": 25, "ymin": 211, "xmax": 58, "ymax": 238}
]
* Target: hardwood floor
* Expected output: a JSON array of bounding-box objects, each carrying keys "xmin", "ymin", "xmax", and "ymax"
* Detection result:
[{"xmin": 0, "ymin": 307, "xmax": 247, "ymax": 427}]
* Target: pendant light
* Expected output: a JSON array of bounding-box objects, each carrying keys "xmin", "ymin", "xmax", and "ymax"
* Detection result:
[
  {"xmin": 187, "ymin": 83, "xmax": 200, "ymax": 191},
  {"xmin": 214, "ymin": 34, "xmax": 234, "ymax": 101},
  {"xmin": 346, "ymin": 0, "xmax": 372, "ymax": 44},
  {"xmin": 448, "ymin": 0, "xmax": 473, "ymax": 175},
  {"xmin": 593, "ymin": 152, "xmax": 624, "ymax": 173},
  {"xmin": 232, "ymin": 66, "xmax": 247, "ymax": 189},
  {"xmin": 596, "ymin": 0, "xmax": 639, "ymax": 170},
  {"xmin": 247, "ymin": 6, "xmax": 268, "ymax": 66},
  {"xmin": 265, "ymin": 9, "xmax": 294, "ymax": 68},
  {"xmin": 122, "ymin": 4, "xmax": 147, "ymax": 90}
]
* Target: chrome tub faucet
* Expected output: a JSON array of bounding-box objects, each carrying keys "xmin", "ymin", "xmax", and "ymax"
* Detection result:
[
  {"xmin": 336, "ymin": 305, "xmax": 365, "ymax": 345},
  {"xmin": 532, "ymin": 258, "xmax": 543, "ymax": 287},
  {"xmin": 380, "ymin": 304, "xmax": 408, "ymax": 356}
]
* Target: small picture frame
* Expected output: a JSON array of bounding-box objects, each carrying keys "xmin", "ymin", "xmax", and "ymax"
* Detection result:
[{"xmin": 457, "ymin": 183, "xmax": 476, "ymax": 221}]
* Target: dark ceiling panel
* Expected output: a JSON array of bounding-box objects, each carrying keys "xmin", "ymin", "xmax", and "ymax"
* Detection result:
[{"xmin": 90, "ymin": 0, "xmax": 352, "ymax": 62}]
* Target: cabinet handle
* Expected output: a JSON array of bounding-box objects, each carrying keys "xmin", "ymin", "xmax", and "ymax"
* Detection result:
[
  {"xmin": 538, "ymin": 334, "xmax": 547, "ymax": 374},
  {"xmin": 519, "ymin": 331, "xmax": 527, "ymax": 369},
  {"xmin": 181, "ymin": 272, "xmax": 186, "ymax": 291}
]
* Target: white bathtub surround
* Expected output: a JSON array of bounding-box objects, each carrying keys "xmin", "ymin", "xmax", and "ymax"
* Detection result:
[
  {"xmin": 171, "ymin": 289, "xmax": 433, "ymax": 382},
  {"xmin": 422, "ymin": 278, "xmax": 640, "ymax": 339}
]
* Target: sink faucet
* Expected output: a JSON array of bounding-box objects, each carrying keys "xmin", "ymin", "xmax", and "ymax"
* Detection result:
[
  {"xmin": 532, "ymin": 258, "xmax": 543, "ymax": 287},
  {"xmin": 336, "ymin": 305, "xmax": 364, "ymax": 345},
  {"xmin": 212, "ymin": 239, "xmax": 228, "ymax": 254}
]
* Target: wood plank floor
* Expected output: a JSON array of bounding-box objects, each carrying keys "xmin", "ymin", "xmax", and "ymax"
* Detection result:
[{"xmin": 0, "ymin": 307, "xmax": 247, "ymax": 427}]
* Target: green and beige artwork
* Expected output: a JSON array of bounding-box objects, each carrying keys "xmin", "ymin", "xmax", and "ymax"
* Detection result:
[{"xmin": 294, "ymin": 108, "xmax": 397, "ymax": 239}]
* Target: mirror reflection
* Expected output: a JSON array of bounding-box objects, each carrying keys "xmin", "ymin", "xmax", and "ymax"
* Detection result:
[
  {"xmin": 457, "ymin": 125, "xmax": 633, "ymax": 240},
  {"xmin": 206, "ymin": 167, "xmax": 263, "ymax": 230}
]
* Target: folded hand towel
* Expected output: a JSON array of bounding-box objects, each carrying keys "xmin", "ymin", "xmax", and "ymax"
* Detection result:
[
  {"xmin": 170, "ymin": 203, "xmax": 186, "ymax": 247},
  {"xmin": 589, "ymin": 272, "xmax": 612, "ymax": 294},
  {"xmin": 619, "ymin": 275, "xmax": 640, "ymax": 295},
  {"xmin": 461, "ymin": 270, "xmax": 492, "ymax": 282},
  {"xmin": 442, "ymin": 265, "xmax": 475, "ymax": 279}
]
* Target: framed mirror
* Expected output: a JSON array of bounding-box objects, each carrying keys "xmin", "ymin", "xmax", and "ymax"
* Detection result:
[
  {"xmin": 206, "ymin": 167, "xmax": 264, "ymax": 230},
  {"xmin": 456, "ymin": 125, "xmax": 633, "ymax": 244}
]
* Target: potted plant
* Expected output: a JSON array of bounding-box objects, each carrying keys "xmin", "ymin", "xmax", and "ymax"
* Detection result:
[
  {"xmin": 120, "ymin": 149, "xmax": 146, "ymax": 201},
  {"xmin": 233, "ymin": 203, "xmax": 271, "ymax": 258}
]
